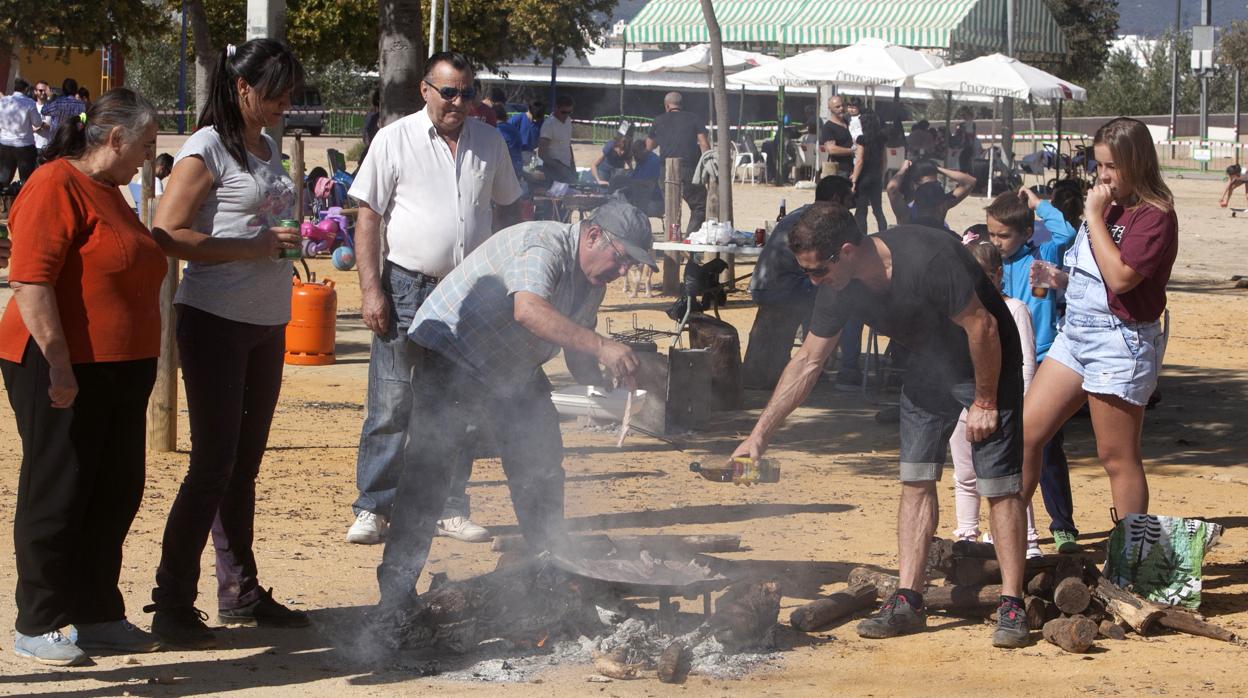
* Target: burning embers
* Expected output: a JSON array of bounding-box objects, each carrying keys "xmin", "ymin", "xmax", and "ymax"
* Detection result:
[{"xmin": 375, "ymin": 552, "xmax": 783, "ymax": 683}]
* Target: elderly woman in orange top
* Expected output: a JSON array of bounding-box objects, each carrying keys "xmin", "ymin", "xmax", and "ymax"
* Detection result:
[{"xmin": 0, "ymin": 88, "xmax": 166, "ymax": 667}]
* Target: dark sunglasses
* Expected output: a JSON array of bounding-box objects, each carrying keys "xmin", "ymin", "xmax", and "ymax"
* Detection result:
[
  {"xmin": 799, "ymin": 251, "xmax": 841, "ymax": 278},
  {"xmin": 423, "ymin": 80, "xmax": 477, "ymax": 102}
]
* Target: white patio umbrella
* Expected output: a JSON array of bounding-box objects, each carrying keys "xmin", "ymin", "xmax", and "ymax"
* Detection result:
[
  {"xmin": 632, "ymin": 44, "xmax": 778, "ymax": 146},
  {"xmin": 728, "ymin": 38, "xmax": 944, "ymax": 88},
  {"xmin": 914, "ymin": 53, "xmax": 1087, "ymax": 195}
]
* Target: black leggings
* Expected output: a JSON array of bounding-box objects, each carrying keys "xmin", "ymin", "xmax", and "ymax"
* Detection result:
[
  {"xmin": 855, "ymin": 179, "xmax": 888, "ymax": 233},
  {"xmin": 2, "ymin": 341, "xmax": 155, "ymax": 635},
  {"xmin": 151, "ymin": 304, "xmax": 286, "ymax": 611}
]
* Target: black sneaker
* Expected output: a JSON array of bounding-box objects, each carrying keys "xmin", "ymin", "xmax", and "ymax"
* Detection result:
[
  {"xmin": 856, "ymin": 592, "xmax": 926, "ymax": 639},
  {"xmin": 218, "ymin": 587, "xmax": 309, "ymax": 628},
  {"xmin": 992, "ymin": 598, "xmax": 1031, "ymax": 648},
  {"xmin": 144, "ymin": 604, "xmax": 217, "ymax": 649}
]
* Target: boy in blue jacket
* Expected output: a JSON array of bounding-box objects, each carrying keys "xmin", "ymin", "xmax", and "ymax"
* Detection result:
[{"xmin": 983, "ymin": 187, "xmax": 1083, "ymax": 554}]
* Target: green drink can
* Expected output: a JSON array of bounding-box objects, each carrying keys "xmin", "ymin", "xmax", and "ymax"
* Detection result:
[
  {"xmin": 0, "ymin": 222, "xmax": 9, "ymax": 239},
  {"xmin": 276, "ymin": 218, "xmax": 301, "ymax": 259}
]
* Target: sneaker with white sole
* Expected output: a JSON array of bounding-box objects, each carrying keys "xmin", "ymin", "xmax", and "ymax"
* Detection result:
[
  {"xmin": 1026, "ymin": 543, "xmax": 1044, "ymax": 560},
  {"xmin": 13, "ymin": 630, "xmax": 88, "ymax": 666},
  {"xmin": 435, "ymin": 516, "xmax": 491, "ymax": 543},
  {"xmin": 347, "ymin": 510, "xmax": 388, "ymax": 544},
  {"xmin": 75, "ymin": 619, "xmax": 161, "ymax": 653}
]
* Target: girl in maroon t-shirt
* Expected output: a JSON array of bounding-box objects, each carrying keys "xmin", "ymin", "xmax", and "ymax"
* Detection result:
[{"xmin": 1020, "ymin": 117, "xmax": 1177, "ymax": 521}]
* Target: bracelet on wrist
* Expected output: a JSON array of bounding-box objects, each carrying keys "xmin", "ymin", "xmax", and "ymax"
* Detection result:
[{"xmin": 973, "ymin": 399, "xmax": 997, "ymax": 410}]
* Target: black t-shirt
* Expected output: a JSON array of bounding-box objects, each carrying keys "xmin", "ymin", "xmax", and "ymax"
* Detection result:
[
  {"xmin": 649, "ymin": 109, "xmax": 705, "ymax": 167},
  {"xmin": 819, "ymin": 119, "xmax": 853, "ymax": 173},
  {"xmin": 809, "ymin": 226, "xmax": 1022, "ymax": 401}
]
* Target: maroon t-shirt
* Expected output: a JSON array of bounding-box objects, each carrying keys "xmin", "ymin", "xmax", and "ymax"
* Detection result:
[{"xmin": 1099, "ymin": 202, "xmax": 1178, "ymax": 323}]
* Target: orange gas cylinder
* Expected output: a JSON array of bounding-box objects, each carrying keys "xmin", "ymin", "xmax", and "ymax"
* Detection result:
[{"xmin": 286, "ymin": 277, "xmax": 337, "ymax": 365}]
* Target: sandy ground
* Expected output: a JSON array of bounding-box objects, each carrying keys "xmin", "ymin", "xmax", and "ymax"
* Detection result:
[{"xmin": 1, "ymin": 137, "xmax": 1247, "ymax": 696}]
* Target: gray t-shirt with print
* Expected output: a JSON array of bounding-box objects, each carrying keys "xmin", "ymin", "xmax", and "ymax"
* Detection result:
[{"xmin": 172, "ymin": 126, "xmax": 296, "ymax": 325}]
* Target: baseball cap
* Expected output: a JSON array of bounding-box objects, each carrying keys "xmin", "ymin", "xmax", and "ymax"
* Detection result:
[{"xmin": 588, "ymin": 199, "xmax": 658, "ymax": 270}]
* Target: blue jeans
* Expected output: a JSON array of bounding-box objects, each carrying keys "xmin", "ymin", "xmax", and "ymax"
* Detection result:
[{"xmin": 353, "ymin": 263, "xmax": 473, "ymax": 520}]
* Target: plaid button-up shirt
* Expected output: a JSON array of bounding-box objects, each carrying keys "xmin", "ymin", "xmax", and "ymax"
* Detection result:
[
  {"xmin": 409, "ymin": 220, "xmax": 604, "ymax": 394},
  {"xmin": 41, "ymin": 96, "xmax": 85, "ymax": 136}
]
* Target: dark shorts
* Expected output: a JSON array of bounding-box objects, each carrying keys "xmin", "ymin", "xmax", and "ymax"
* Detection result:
[{"xmin": 898, "ymin": 380, "xmax": 1022, "ymax": 496}]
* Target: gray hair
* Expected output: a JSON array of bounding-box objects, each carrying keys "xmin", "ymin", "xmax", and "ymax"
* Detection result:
[
  {"xmin": 664, "ymin": 91, "xmax": 683, "ymax": 107},
  {"xmin": 43, "ymin": 87, "xmax": 157, "ymax": 162}
]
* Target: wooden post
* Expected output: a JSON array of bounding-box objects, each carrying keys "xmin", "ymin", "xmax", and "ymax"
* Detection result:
[
  {"xmin": 292, "ymin": 131, "xmax": 305, "ymax": 218},
  {"xmin": 662, "ymin": 157, "xmax": 683, "ymax": 294},
  {"xmin": 144, "ymin": 160, "xmax": 179, "ymax": 452}
]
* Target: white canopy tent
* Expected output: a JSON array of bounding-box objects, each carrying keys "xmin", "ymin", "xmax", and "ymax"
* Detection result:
[
  {"xmin": 727, "ymin": 38, "xmax": 945, "ymax": 88},
  {"xmin": 914, "ymin": 53, "xmax": 1087, "ymax": 194}
]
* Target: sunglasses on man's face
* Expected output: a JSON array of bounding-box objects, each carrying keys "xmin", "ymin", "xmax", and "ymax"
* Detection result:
[
  {"xmin": 799, "ymin": 251, "xmax": 841, "ymax": 279},
  {"xmin": 423, "ymin": 80, "xmax": 477, "ymax": 102}
]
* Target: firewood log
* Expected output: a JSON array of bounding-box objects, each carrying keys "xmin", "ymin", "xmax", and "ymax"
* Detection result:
[
  {"xmin": 1042, "ymin": 616, "xmax": 1098, "ymax": 653},
  {"xmin": 951, "ymin": 539, "xmax": 998, "ymax": 559},
  {"xmin": 952, "ymin": 558, "xmax": 1002, "ymax": 586},
  {"xmin": 1052, "ymin": 577, "xmax": 1092, "ymax": 615},
  {"xmin": 848, "ymin": 568, "xmax": 900, "ymax": 599},
  {"xmin": 1157, "ymin": 609, "xmax": 1239, "ymax": 643},
  {"xmin": 926, "ymin": 537, "xmax": 957, "ymax": 576},
  {"xmin": 1098, "ymin": 619, "xmax": 1128, "ymax": 640},
  {"xmin": 711, "ymin": 580, "xmax": 782, "ymax": 648},
  {"xmin": 1026, "ymin": 570, "xmax": 1053, "ymax": 597},
  {"xmin": 1024, "ymin": 596, "xmax": 1048, "ymax": 630},
  {"xmin": 656, "ymin": 641, "xmax": 692, "ymax": 684},
  {"xmin": 593, "ymin": 648, "xmax": 646, "ymax": 680},
  {"xmin": 1092, "ymin": 579, "xmax": 1164, "ymax": 635},
  {"xmin": 789, "ymin": 584, "xmax": 877, "ymax": 632},
  {"xmin": 923, "ymin": 584, "xmax": 1004, "ymax": 611}
]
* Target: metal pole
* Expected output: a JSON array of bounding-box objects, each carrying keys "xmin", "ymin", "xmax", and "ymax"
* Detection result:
[
  {"xmin": 1237, "ymin": 68, "xmax": 1243, "ymax": 167},
  {"xmin": 549, "ymin": 60, "xmax": 557, "ymax": 115},
  {"xmin": 1002, "ymin": 0, "xmax": 1016, "ymax": 165},
  {"xmin": 1199, "ymin": 0, "xmax": 1211, "ymax": 172},
  {"xmin": 442, "ymin": 0, "xmax": 449, "ymax": 52},
  {"xmin": 428, "ymin": 0, "xmax": 438, "ymax": 58},
  {"xmin": 178, "ymin": 0, "xmax": 187, "ymax": 133},
  {"xmin": 1169, "ymin": 0, "xmax": 1180, "ymax": 155},
  {"xmin": 618, "ymin": 38, "xmax": 627, "ymax": 119},
  {"xmin": 774, "ymin": 43, "xmax": 787, "ymax": 185}
]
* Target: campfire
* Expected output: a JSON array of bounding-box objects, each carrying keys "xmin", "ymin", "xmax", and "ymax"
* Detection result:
[{"xmin": 380, "ymin": 539, "xmax": 784, "ymax": 683}]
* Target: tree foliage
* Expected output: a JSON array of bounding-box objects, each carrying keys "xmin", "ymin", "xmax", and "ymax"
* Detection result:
[
  {"xmin": 1221, "ymin": 21, "xmax": 1248, "ymax": 74},
  {"xmin": 0, "ymin": 0, "xmax": 170, "ymax": 54},
  {"xmin": 1043, "ymin": 0, "xmax": 1120, "ymax": 86}
]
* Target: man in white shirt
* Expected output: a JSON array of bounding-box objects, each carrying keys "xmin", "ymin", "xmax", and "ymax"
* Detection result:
[
  {"xmin": 538, "ymin": 94, "xmax": 576, "ymax": 184},
  {"xmin": 31, "ymin": 81, "xmax": 52, "ymax": 154},
  {"xmin": 346, "ymin": 51, "xmax": 523, "ymax": 547},
  {"xmin": 0, "ymin": 79, "xmax": 43, "ymax": 188}
]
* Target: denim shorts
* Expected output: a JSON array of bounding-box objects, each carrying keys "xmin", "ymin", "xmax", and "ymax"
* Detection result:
[
  {"xmin": 898, "ymin": 381, "xmax": 1023, "ymax": 497},
  {"xmin": 1045, "ymin": 313, "xmax": 1161, "ymax": 406}
]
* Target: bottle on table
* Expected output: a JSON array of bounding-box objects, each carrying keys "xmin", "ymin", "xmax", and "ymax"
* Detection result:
[{"xmin": 777, "ymin": 198, "xmax": 787, "ymax": 222}]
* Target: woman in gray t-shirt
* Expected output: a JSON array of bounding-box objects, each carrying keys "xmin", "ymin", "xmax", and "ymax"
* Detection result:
[{"xmin": 148, "ymin": 38, "xmax": 308, "ymax": 648}]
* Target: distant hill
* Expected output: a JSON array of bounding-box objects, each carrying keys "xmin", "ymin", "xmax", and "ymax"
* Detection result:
[{"xmin": 1116, "ymin": 0, "xmax": 1248, "ymax": 35}]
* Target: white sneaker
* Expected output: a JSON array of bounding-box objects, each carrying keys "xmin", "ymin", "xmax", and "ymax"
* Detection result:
[
  {"xmin": 346, "ymin": 511, "xmax": 388, "ymax": 544},
  {"xmin": 435, "ymin": 516, "xmax": 492, "ymax": 543},
  {"xmin": 1026, "ymin": 543, "xmax": 1044, "ymax": 560}
]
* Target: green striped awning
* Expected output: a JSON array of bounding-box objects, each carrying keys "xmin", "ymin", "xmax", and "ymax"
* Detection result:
[
  {"xmin": 624, "ymin": 0, "xmax": 809, "ymax": 44},
  {"xmin": 625, "ymin": 0, "xmax": 1067, "ymax": 57}
]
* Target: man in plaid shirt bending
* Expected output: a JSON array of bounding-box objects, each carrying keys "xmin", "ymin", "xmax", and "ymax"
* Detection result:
[{"xmin": 372, "ymin": 199, "xmax": 656, "ymax": 622}]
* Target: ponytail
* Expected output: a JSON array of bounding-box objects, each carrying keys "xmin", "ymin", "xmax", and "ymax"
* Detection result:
[
  {"xmin": 43, "ymin": 88, "xmax": 156, "ymax": 163},
  {"xmin": 198, "ymin": 38, "xmax": 303, "ymax": 173}
]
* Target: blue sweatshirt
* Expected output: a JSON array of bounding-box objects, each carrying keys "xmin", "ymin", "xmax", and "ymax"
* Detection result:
[{"xmin": 1000, "ymin": 201, "xmax": 1077, "ymax": 360}]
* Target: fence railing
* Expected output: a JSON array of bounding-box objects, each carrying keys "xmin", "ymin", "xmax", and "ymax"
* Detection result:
[
  {"xmin": 574, "ymin": 117, "xmax": 785, "ymax": 145},
  {"xmin": 156, "ymin": 108, "xmax": 370, "ymax": 137}
]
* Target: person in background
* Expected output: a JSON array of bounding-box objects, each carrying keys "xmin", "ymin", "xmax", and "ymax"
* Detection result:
[
  {"xmin": 346, "ymin": 51, "xmax": 522, "ymax": 550},
  {"xmin": 850, "ymin": 110, "xmax": 889, "ymax": 234},
  {"xmin": 362, "ymin": 87, "xmax": 381, "ymax": 154},
  {"xmin": 907, "ymin": 120, "xmax": 934, "ymax": 160},
  {"xmin": 845, "ymin": 97, "xmax": 863, "ymax": 143},
  {"xmin": 950, "ymin": 240, "xmax": 1043, "ymax": 559},
  {"xmin": 592, "ymin": 135, "xmax": 630, "ymax": 186},
  {"xmin": 468, "ymin": 80, "xmax": 497, "ymax": 126},
  {"xmin": 493, "ymin": 102, "xmax": 525, "ymax": 181},
  {"xmin": 886, "ymin": 159, "xmax": 977, "ymax": 232},
  {"xmin": 76, "ymin": 88, "xmax": 91, "ymax": 108},
  {"xmin": 622, "ymin": 138, "xmax": 662, "ymax": 218},
  {"xmin": 483, "ymin": 87, "xmax": 506, "ymax": 115},
  {"xmin": 742, "ymin": 176, "xmax": 859, "ymax": 391},
  {"xmin": 1219, "ymin": 164, "xmax": 1248, "ymax": 209},
  {"xmin": 41, "ymin": 79, "xmax": 86, "ymax": 140},
  {"xmin": 508, "ymin": 99, "xmax": 545, "ymax": 166},
  {"xmin": 0, "ymin": 78, "xmax": 43, "ymax": 188},
  {"xmin": 31, "ymin": 81, "xmax": 52, "ymax": 156},
  {"xmin": 146, "ymin": 38, "xmax": 309, "ymax": 650},
  {"xmin": 153, "ymin": 152, "xmax": 174, "ymax": 197},
  {"xmin": 538, "ymin": 94, "xmax": 576, "ymax": 184},
  {"xmin": 0, "ymin": 88, "xmax": 164, "ymax": 667},
  {"xmin": 1021, "ymin": 117, "xmax": 1178, "ymax": 528},
  {"xmin": 819, "ymin": 95, "xmax": 854, "ymax": 178},
  {"xmin": 646, "ymin": 91, "xmax": 710, "ymax": 235},
  {"xmin": 952, "ymin": 107, "xmax": 980, "ymax": 175}
]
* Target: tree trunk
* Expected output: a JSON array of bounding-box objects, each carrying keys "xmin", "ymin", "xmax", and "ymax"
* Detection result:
[
  {"xmin": 378, "ymin": 0, "xmax": 425, "ymax": 126},
  {"xmin": 185, "ymin": 0, "xmax": 215, "ymax": 123},
  {"xmin": 698, "ymin": 0, "xmax": 732, "ymax": 224}
]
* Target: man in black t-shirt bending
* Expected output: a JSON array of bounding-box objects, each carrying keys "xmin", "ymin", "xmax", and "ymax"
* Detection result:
[
  {"xmin": 646, "ymin": 92, "xmax": 710, "ymax": 234},
  {"xmin": 730, "ymin": 203, "xmax": 1031, "ymax": 649}
]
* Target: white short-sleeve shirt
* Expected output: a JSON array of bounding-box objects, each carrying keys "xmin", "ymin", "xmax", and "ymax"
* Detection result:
[
  {"xmin": 348, "ymin": 108, "xmax": 523, "ymax": 278},
  {"xmin": 539, "ymin": 115, "xmax": 573, "ymax": 168}
]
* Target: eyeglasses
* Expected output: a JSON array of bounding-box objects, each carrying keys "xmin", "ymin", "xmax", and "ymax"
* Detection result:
[
  {"xmin": 557, "ymin": 109, "xmax": 573, "ymax": 117},
  {"xmin": 601, "ymin": 230, "xmax": 635, "ymax": 269},
  {"xmin": 799, "ymin": 251, "xmax": 841, "ymax": 279},
  {"xmin": 423, "ymin": 80, "xmax": 477, "ymax": 102}
]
